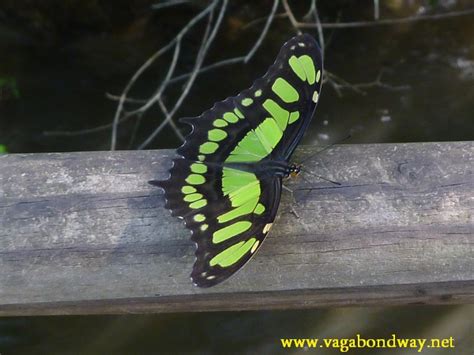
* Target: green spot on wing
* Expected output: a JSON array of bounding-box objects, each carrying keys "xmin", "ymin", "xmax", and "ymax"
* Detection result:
[
  {"xmin": 299, "ymin": 55, "xmax": 316, "ymax": 84},
  {"xmin": 255, "ymin": 118, "xmax": 283, "ymax": 152},
  {"xmin": 226, "ymin": 130, "xmax": 268, "ymax": 162},
  {"xmin": 316, "ymin": 70, "xmax": 321, "ymax": 83},
  {"xmin": 190, "ymin": 199, "xmax": 207, "ymax": 209},
  {"xmin": 241, "ymin": 98, "xmax": 253, "ymax": 106},
  {"xmin": 186, "ymin": 174, "xmax": 205, "ymax": 185},
  {"xmin": 212, "ymin": 221, "xmax": 252, "ymax": 244},
  {"xmin": 218, "ymin": 199, "xmax": 259, "ymax": 223},
  {"xmin": 199, "ymin": 142, "xmax": 219, "ymax": 154},
  {"xmin": 254, "ymin": 89, "xmax": 262, "ymax": 97},
  {"xmin": 181, "ymin": 186, "xmax": 196, "ymax": 194},
  {"xmin": 222, "ymin": 168, "xmax": 260, "ymax": 199},
  {"xmin": 228, "ymin": 180, "xmax": 260, "ymax": 207},
  {"xmin": 220, "ymin": 167, "xmax": 261, "ymax": 223},
  {"xmin": 213, "ymin": 119, "xmax": 228, "ymax": 128},
  {"xmin": 272, "ymin": 77, "xmax": 299, "ymax": 103},
  {"xmin": 208, "ymin": 129, "xmax": 227, "ymax": 142},
  {"xmin": 223, "ymin": 112, "xmax": 239, "ymax": 123},
  {"xmin": 254, "ymin": 203, "xmax": 265, "ymax": 215},
  {"xmin": 288, "ymin": 111, "xmax": 300, "ymax": 124},
  {"xmin": 289, "ymin": 55, "xmax": 306, "ymax": 81},
  {"xmin": 184, "ymin": 193, "xmax": 203, "ymax": 202},
  {"xmin": 263, "ymin": 99, "xmax": 289, "ymax": 131},
  {"xmin": 234, "ymin": 108, "xmax": 244, "ymax": 119},
  {"xmin": 194, "ymin": 214, "xmax": 206, "ymax": 222},
  {"xmin": 209, "ymin": 238, "xmax": 257, "ymax": 267},
  {"xmin": 190, "ymin": 163, "xmax": 207, "ymax": 174}
]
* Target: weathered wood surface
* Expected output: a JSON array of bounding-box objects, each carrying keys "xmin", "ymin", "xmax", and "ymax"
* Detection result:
[{"xmin": 0, "ymin": 142, "xmax": 473, "ymax": 316}]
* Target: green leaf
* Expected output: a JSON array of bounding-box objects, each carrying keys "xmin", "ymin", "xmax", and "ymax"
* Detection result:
[{"xmin": 0, "ymin": 144, "xmax": 7, "ymax": 154}]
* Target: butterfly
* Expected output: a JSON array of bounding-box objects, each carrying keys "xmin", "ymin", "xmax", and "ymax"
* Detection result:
[{"xmin": 151, "ymin": 34, "xmax": 323, "ymax": 287}]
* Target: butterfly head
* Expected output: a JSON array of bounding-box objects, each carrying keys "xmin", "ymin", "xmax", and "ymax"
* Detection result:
[{"xmin": 288, "ymin": 164, "xmax": 302, "ymax": 178}]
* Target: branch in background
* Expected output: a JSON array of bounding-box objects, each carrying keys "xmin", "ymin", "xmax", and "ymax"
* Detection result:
[
  {"xmin": 298, "ymin": 7, "xmax": 474, "ymax": 29},
  {"xmin": 281, "ymin": 0, "xmax": 302, "ymax": 35},
  {"xmin": 151, "ymin": 0, "xmax": 189, "ymax": 11},
  {"xmin": 110, "ymin": 0, "xmax": 220, "ymax": 150},
  {"xmin": 127, "ymin": 114, "xmax": 144, "ymax": 149},
  {"xmin": 245, "ymin": 7, "xmax": 474, "ymax": 30},
  {"xmin": 374, "ymin": 0, "xmax": 380, "ymax": 20},
  {"xmin": 168, "ymin": 0, "xmax": 279, "ymax": 84},
  {"xmin": 310, "ymin": 0, "xmax": 325, "ymax": 55},
  {"xmin": 326, "ymin": 70, "xmax": 411, "ymax": 97},
  {"xmin": 105, "ymin": 93, "xmax": 147, "ymax": 104},
  {"xmin": 43, "ymin": 122, "xmax": 116, "ymax": 137},
  {"xmin": 123, "ymin": 37, "xmax": 184, "ymax": 142},
  {"xmin": 44, "ymin": 2, "xmax": 472, "ymax": 145},
  {"xmin": 137, "ymin": 0, "xmax": 228, "ymax": 150}
]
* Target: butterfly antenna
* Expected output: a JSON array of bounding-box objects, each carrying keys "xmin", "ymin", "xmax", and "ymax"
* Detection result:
[
  {"xmin": 300, "ymin": 134, "xmax": 352, "ymax": 165},
  {"xmin": 305, "ymin": 170, "xmax": 341, "ymax": 186}
]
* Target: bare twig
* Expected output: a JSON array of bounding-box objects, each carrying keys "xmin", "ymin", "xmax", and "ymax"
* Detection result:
[
  {"xmin": 300, "ymin": 8, "xmax": 474, "ymax": 29},
  {"xmin": 43, "ymin": 123, "xmax": 115, "ymax": 137},
  {"xmin": 374, "ymin": 0, "xmax": 380, "ymax": 21},
  {"xmin": 49, "ymin": 0, "xmax": 452, "ymax": 144},
  {"xmin": 43, "ymin": 92, "xmax": 148, "ymax": 138},
  {"xmin": 151, "ymin": 0, "xmax": 189, "ymax": 11},
  {"xmin": 312, "ymin": 0, "xmax": 325, "ymax": 56},
  {"xmin": 302, "ymin": 0, "xmax": 316, "ymax": 21},
  {"xmin": 282, "ymin": 0, "xmax": 302, "ymax": 35},
  {"xmin": 137, "ymin": 0, "xmax": 228, "ymax": 149},
  {"xmin": 244, "ymin": 0, "xmax": 279, "ymax": 63},
  {"xmin": 326, "ymin": 69, "xmax": 410, "ymax": 97},
  {"xmin": 169, "ymin": 57, "xmax": 244, "ymax": 83},
  {"xmin": 123, "ymin": 38, "xmax": 185, "ymax": 142},
  {"xmin": 168, "ymin": 0, "xmax": 279, "ymax": 83},
  {"xmin": 127, "ymin": 114, "xmax": 144, "ymax": 149},
  {"xmin": 244, "ymin": 7, "xmax": 474, "ymax": 30},
  {"xmin": 124, "ymin": 39, "xmax": 181, "ymax": 117},
  {"xmin": 105, "ymin": 93, "xmax": 147, "ymax": 104},
  {"xmin": 110, "ymin": 40, "xmax": 173, "ymax": 150},
  {"xmin": 110, "ymin": 0, "xmax": 219, "ymax": 150}
]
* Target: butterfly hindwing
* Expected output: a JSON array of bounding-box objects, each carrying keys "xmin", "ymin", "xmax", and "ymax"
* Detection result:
[
  {"xmin": 191, "ymin": 175, "xmax": 282, "ymax": 287},
  {"xmin": 157, "ymin": 156, "xmax": 282, "ymax": 287},
  {"xmin": 154, "ymin": 34, "xmax": 323, "ymax": 287}
]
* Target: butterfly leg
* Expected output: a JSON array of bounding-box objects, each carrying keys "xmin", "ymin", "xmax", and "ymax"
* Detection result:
[
  {"xmin": 282, "ymin": 184, "xmax": 293, "ymax": 194},
  {"xmin": 282, "ymin": 184, "xmax": 300, "ymax": 218}
]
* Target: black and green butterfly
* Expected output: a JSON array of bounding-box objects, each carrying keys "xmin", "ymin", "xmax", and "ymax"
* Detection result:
[{"xmin": 151, "ymin": 34, "xmax": 323, "ymax": 287}]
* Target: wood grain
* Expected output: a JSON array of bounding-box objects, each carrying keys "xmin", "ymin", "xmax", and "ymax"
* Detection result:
[{"xmin": 0, "ymin": 142, "xmax": 473, "ymax": 315}]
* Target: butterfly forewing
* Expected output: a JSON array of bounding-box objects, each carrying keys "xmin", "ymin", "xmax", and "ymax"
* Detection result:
[{"xmin": 154, "ymin": 34, "xmax": 323, "ymax": 287}]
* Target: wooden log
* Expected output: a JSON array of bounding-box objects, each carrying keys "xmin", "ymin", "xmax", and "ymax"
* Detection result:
[{"xmin": 0, "ymin": 142, "xmax": 473, "ymax": 316}]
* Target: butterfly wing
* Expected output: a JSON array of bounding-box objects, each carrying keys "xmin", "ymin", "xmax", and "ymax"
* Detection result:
[
  {"xmin": 153, "ymin": 34, "xmax": 322, "ymax": 287},
  {"xmin": 156, "ymin": 159, "xmax": 282, "ymax": 287},
  {"xmin": 191, "ymin": 176, "xmax": 282, "ymax": 287},
  {"xmin": 176, "ymin": 33, "xmax": 322, "ymax": 165}
]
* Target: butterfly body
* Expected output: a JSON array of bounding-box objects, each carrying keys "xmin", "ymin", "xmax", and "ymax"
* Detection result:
[
  {"xmin": 222, "ymin": 160, "xmax": 296, "ymax": 178},
  {"xmin": 152, "ymin": 34, "xmax": 323, "ymax": 287}
]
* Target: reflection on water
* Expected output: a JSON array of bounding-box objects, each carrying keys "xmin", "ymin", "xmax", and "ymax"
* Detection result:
[{"xmin": 0, "ymin": 0, "xmax": 473, "ymax": 353}]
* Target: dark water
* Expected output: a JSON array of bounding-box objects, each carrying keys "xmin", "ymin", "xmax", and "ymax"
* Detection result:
[
  {"xmin": 1, "ymin": 0, "xmax": 473, "ymax": 353},
  {"xmin": 1, "ymin": 306, "xmax": 473, "ymax": 354},
  {"xmin": 1, "ymin": 1, "xmax": 473, "ymax": 153}
]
